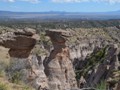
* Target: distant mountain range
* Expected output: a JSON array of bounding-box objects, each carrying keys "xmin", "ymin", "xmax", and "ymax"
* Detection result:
[{"xmin": 0, "ymin": 10, "xmax": 120, "ymax": 20}]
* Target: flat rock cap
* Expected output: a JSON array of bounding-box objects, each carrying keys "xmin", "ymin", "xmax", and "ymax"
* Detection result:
[
  {"xmin": 46, "ymin": 29, "xmax": 72, "ymax": 37},
  {"xmin": 15, "ymin": 28, "xmax": 36, "ymax": 36}
]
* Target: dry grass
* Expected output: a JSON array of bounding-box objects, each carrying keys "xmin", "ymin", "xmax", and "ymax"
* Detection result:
[
  {"xmin": 0, "ymin": 46, "xmax": 10, "ymax": 65},
  {"xmin": 0, "ymin": 77, "xmax": 34, "ymax": 90},
  {"xmin": 0, "ymin": 47, "xmax": 35, "ymax": 90}
]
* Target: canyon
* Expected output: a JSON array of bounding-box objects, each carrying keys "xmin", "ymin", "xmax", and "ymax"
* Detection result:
[{"xmin": 0, "ymin": 26, "xmax": 120, "ymax": 90}]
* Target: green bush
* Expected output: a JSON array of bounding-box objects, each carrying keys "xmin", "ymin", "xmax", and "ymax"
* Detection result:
[
  {"xmin": 96, "ymin": 81, "xmax": 107, "ymax": 90},
  {"xmin": 0, "ymin": 62, "xmax": 7, "ymax": 77},
  {"xmin": 0, "ymin": 69, "xmax": 5, "ymax": 77},
  {"xmin": 0, "ymin": 83, "xmax": 8, "ymax": 90},
  {"xmin": 75, "ymin": 46, "xmax": 107, "ymax": 84},
  {"xmin": 11, "ymin": 71, "xmax": 22, "ymax": 84},
  {"xmin": 22, "ymin": 86, "xmax": 31, "ymax": 90}
]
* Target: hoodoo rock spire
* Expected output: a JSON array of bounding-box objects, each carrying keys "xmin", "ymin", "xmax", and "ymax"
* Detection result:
[{"xmin": 44, "ymin": 29, "xmax": 77, "ymax": 90}]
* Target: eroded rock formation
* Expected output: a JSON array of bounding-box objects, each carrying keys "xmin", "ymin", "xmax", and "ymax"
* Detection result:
[
  {"xmin": 0, "ymin": 28, "xmax": 48, "ymax": 90},
  {"xmin": 44, "ymin": 29, "xmax": 77, "ymax": 90},
  {"xmin": 0, "ymin": 28, "xmax": 37, "ymax": 58}
]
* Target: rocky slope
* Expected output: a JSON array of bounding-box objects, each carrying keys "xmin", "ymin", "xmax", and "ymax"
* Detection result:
[
  {"xmin": 68, "ymin": 27, "xmax": 120, "ymax": 90},
  {"xmin": 0, "ymin": 26, "xmax": 120, "ymax": 90},
  {"xmin": 75, "ymin": 44, "xmax": 120, "ymax": 89}
]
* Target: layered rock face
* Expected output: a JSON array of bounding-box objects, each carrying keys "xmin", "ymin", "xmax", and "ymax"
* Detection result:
[
  {"xmin": 44, "ymin": 30, "xmax": 77, "ymax": 90},
  {"xmin": 69, "ymin": 39, "xmax": 108, "ymax": 61},
  {"xmin": 68, "ymin": 28, "xmax": 112, "ymax": 66},
  {"xmin": 0, "ymin": 28, "xmax": 48, "ymax": 90}
]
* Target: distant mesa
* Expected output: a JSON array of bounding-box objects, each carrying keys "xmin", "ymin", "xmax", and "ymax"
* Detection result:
[{"xmin": 0, "ymin": 10, "xmax": 120, "ymax": 20}]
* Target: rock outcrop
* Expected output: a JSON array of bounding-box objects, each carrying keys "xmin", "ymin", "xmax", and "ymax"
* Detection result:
[
  {"xmin": 44, "ymin": 29, "xmax": 77, "ymax": 90},
  {"xmin": 0, "ymin": 28, "xmax": 48, "ymax": 90},
  {"xmin": 0, "ymin": 28, "xmax": 37, "ymax": 58}
]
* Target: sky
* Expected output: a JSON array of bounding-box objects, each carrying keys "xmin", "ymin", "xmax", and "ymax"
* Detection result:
[{"xmin": 0, "ymin": 0, "xmax": 120, "ymax": 12}]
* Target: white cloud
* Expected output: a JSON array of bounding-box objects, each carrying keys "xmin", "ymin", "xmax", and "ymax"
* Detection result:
[
  {"xmin": 52, "ymin": 0, "xmax": 87, "ymax": 3},
  {"xmin": 2, "ymin": 0, "xmax": 120, "ymax": 3},
  {"xmin": 21, "ymin": 0, "xmax": 39, "ymax": 3},
  {"xmin": 52, "ymin": 0, "xmax": 120, "ymax": 3},
  {"xmin": 8, "ymin": 0, "xmax": 15, "ymax": 2},
  {"xmin": 2, "ymin": 0, "xmax": 40, "ymax": 3},
  {"xmin": 3, "ymin": 0, "xmax": 15, "ymax": 2}
]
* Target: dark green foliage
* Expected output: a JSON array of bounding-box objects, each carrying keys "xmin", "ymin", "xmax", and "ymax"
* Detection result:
[
  {"xmin": 11, "ymin": 71, "xmax": 22, "ymax": 84},
  {"xmin": 96, "ymin": 81, "xmax": 107, "ymax": 90},
  {"xmin": 75, "ymin": 47, "xmax": 107, "ymax": 80},
  {"xmin": 0, "ymin": 19, "xmax": 120, "ymax": 29}
]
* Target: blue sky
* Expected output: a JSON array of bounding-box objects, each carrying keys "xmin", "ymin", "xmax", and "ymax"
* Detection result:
[{"xmin": 0, "ymin": 0, "xmax": 120, "ymax": 12}]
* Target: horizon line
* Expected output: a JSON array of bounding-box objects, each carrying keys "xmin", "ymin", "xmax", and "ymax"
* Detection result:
[{"xmin": 0, "ymin": 10, "xmax": 120, "ymax": 13}]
